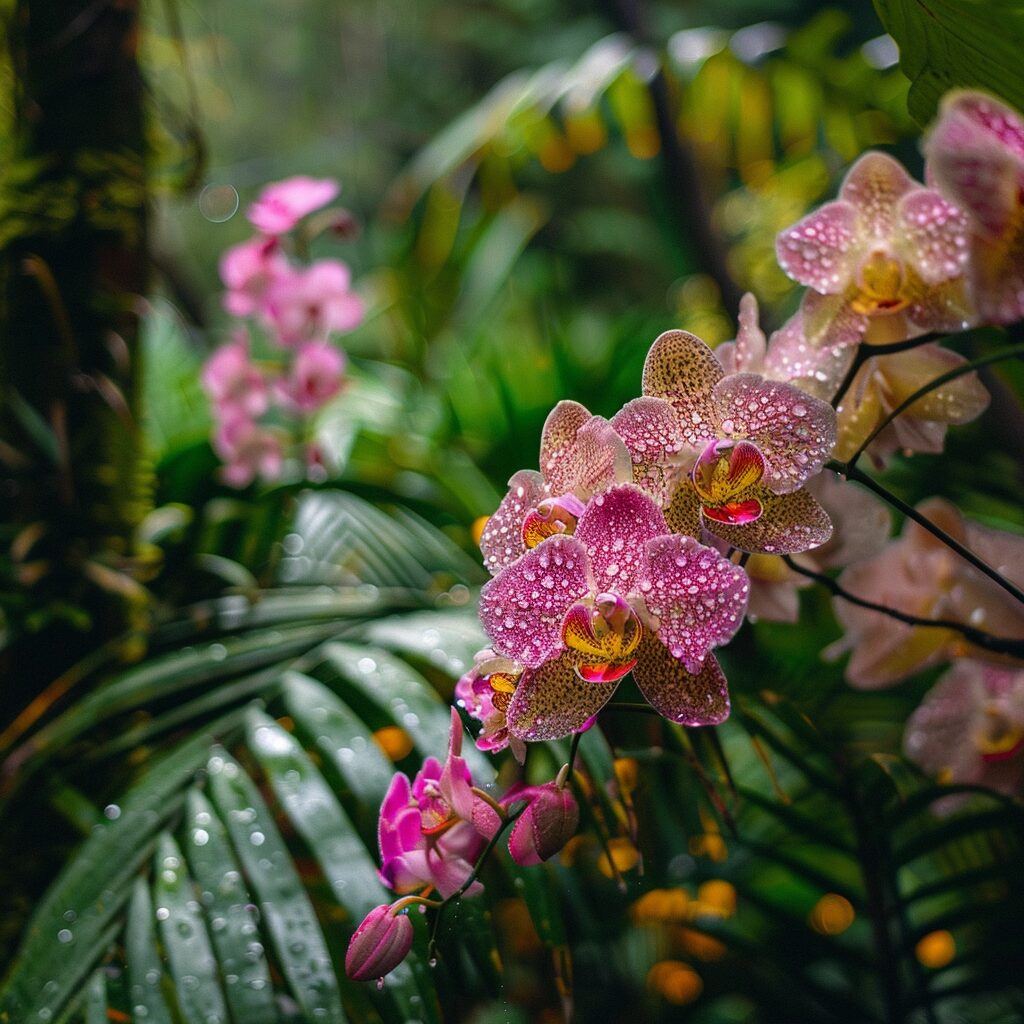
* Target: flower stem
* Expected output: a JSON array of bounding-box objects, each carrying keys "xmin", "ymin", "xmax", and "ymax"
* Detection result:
[
  {"xmin": 830, "ymin": 332, "xmax": 946, "ymax": 410},
  {"xmin": 833, "ymin": 463, "xmax": 1024, "ymax": 607},
  {"xmin": 780, "ymin": 556, "xmax": 1024, "ymax": 657}
]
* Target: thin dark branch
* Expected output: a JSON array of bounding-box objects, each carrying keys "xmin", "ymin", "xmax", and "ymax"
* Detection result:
[
  {"xmin": 834, "ymin": 464, "xmax": 1024, "ymax": 607},
  {"xmin": 781, "ymin": 556, "xmax": 1024, "ymax": 657}
]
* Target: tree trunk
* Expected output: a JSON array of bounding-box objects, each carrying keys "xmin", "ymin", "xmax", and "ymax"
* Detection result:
[{"xmin": 0, "ymin": 0, "xmax": 148, "ymax": 705}]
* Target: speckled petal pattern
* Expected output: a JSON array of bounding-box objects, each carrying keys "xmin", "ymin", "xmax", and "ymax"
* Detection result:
[
  {"xmin": 539, "ymin": 400, "xmax": 592, "ymax": 488},
  {"xmin": 632, "ymin": 636, "xmax": 730, "ymax": 726},
  {"xmin": 479, "ymin": 469, "xmax": 545, "ymax": 575},
  {"xmin": 839, "ymin": 152, "xmax": 914, "ymax": 237},
  {"xmin": 574, "ymin": 485, "xmax": 669, "ymax": 594},
  {"xmin": 562, "ymin": 415, "xmax": 633, "ymax": 496},
  {"xmin": 641, "ymin": 330, "xmax": 723, "ymax": 448},
  {"xmin": 775, "ymin": 200, "xmax": 859, "ymax": 294},
  {"xmin": 765, "ymin": 313, "xmax": 856, "ymax": 401},
  {"xmin": 506, "ymin": 651, "xmax": 620, "ymax": 741},
  {"xmin": 710, "ymin": 373, "xmax": 836, "ymax": 493},
  {"xmin": 664, "ymin": 483, "xmax": 703, "ymax": 538},
  {"xmin": 479, "ymin": 536, "xmax": 590, "ymax": 668},
  {"xmin": 897, "ymin": 189, "xmax": 971, "ymax": 285},
  {"xmin": 611, "ymin": 396, "xmax": 687, "ymax": 506},
  {"xmin": 703, "ymin": 485, "xmax": 833, "ymax": 555},
  {"xmin": 640, "ymin": 534, "xmax": 749, "ymax": 673}
]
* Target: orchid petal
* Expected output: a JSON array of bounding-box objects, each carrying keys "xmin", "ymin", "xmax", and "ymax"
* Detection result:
[
  {"xmin": 632, "ymin": 636, "xmax": 730, "ymax": 726},
  {"xmin": 800, "ymin": 289, "xmax": 870, "ymax": 348},
  {"xmin": 506, "ymin": 651, "xmax": 620, "ymax": 741},
  {"xmin": 839, "ymin": 152, "xmax": 915, "ymax": 237},
  {"xmin": 480, "ymin": 470, "xmax": 545, "ymax": 575},
  {"xmin": 611, "ymin": 396, "xmax": 688, "ymax": 505},
  {"xmin": 764, "ymin": 313, "xmax": 856, "ymax": 401},
  {"xmin": 573, "ymin": 484, "xmax": 669, "ymax": 593},
  {"xmin": 896, "ymin": 188, "xmax": 971, "ymax": 285},
  {"xmin": 539, "ymin": 402, "xmax": 630, "ymax": 497},
  {"xmin": 664, "ymin": 483, "xmax": 703, "ymax": 538},
  {"xmin": 775, "ymin": 200, "xmax": 859, "ymax": 293},
  {"xmin": 702, "ymin": 485, "xmax": 833, "ymax": 555},
  {"xmin": 641, "ymin": 535, "xmax": 749, "ymax": 673},
  {"xmin": 479, "ymin": 536, "xmax": 590, "ymax": 668},
  {"xmin": 710, "ymin": 374, "xmax": 836, "ymax": 493},
  {"xmin": 641, "ymin": 330, "xmax": 723, "ymax": 448}
]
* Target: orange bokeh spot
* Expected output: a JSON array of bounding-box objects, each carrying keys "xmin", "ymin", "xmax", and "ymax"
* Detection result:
[
  {"xmin": 646, "ymin": 960, "xmax": 704, "ymax": 1005},
  {"xmin": 916, "ymin": 930, "xmax": 956, "ymax": 968},
  {"xmin": 695, "ymin": 880, "xmax": 736, "ymax": 918},
  {"xmin": 373, "ymin": 725, "xmax": 413, "ymax": 761},
  {"xmin": 471, "ymin": 515, "xmax": 490, "ymax": 547},
  {"xmin": 597, "ymin": 837, "xmax": 640, "ymax": 878},
  {"xmin": 809, "ymin": 893, "xmax": 856, "ymax": 935}
]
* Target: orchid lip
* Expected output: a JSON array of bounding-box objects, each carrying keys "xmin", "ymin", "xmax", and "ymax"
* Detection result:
[
  {"xmin": 522, "ymin": 493, "xmax": 587, "ymax": 548},
  {"xmin": 561, "ymin": 594, "xmax": 643, "ymax": 683}
]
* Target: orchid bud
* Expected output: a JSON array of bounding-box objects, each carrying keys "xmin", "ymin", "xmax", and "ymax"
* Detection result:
[
  {"xmin": 345, "ymin": 904, "xmax": 414, "ymax": 982},
  {"xmin": 507, "ymin": 774, "xmax": 580, "ymax": 866}
]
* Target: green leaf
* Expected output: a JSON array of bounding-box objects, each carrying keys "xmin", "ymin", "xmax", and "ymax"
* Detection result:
[
  {"xmin": 206, "ymin": 748, "xmax": 348, "ymax": 1024},
  {"xmin": 153, "ymin": 833, "xmax": 230, "ymax": 1024},
  {"xmin": 125, "ymin": 879, "xmax": 174, "ymax": 1024},
  {"xmin": 181, "ymin": 792, "xmax": 277, "ymax": 1024},
  {"xmin": 873, "ymin": 0, "xmax": 1024, "ymax": 123}
]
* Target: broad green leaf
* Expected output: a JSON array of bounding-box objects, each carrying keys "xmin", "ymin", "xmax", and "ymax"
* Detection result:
[
  {"xmin": 207, "ymin": 749, "xmax": 347, "ymax": 1024},
  {"xmin": 873, "ymin": 0, "xmax": 1024, "ymax": 123},
  {"xmin": 125, "ymin": 879, "xmax": 174, "ymax": 1024},
  {"xmin": 153, "ymin": 833, "xmax": 230, "ymax": 1024},
  {"xmin": 182, "ymin": 792, "xmax": 277, "ymax": 1024}
]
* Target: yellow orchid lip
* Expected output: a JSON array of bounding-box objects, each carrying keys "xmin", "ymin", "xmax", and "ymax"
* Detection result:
[
  {"xmin": 522, "ymin": 493, "xmax": 587, "ymax": 548},
  {"xmin": 487, "ymin": 671, "xmax": 519, "ymax": 713},
  {"xmin": 691, "ymin": 439, "xmax": 765, "ymax": 525},
  {"xmin": 561, "ymin": 593, "xmax": 643, "ymax": 683},
  {"xmin": 851, "ymin": 249, "xmax": 911, "ymax": 316},
  {"xmin": 976, "ymin": 707, "xmax": 1024, "ymax": 762}
]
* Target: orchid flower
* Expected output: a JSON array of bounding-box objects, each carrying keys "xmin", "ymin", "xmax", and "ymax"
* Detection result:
[
  {"xmin": 212, "ymin": 416, "xmax": 284, "ymax": 489},
  {"xmin": 200, "ymin": 331, "xmax": 269, "ymax": 419},
  {"xmin": 219, "ymin": 237, "xmax": 289, "ymax": 319},
  {"xmin": 276, "ymin": 341, "xmax": 346, "ymax": 413},
  {"xmin": 613, "ymin": 329, "xmax": 836, "ymax": 554},
  {"xmin": 479, "ymin": 400, "xmax": 632, "ymax": 574},
  {"xmin": 263, "ymin": 259, "xmax": 365, "ymax": 347},
  {"xmin": 826, "ymin": 498, "xmax": 1024, "ymax": 688},
  {"xmin": 247, "ymin": 175, "xmax": 340, "ymax": 236},
  {"xmin": 454, "ymin": 648, "xmax": 527, "ymax": 761},
  {"xmin": 924, "ymin": 90, "xmax": 1024, "ymax": 324},
  {"xmin": 479, "ymin": 485, "xmax": 749, "ymax": 740},
  {"xmin": 905, "ymin": 660, "xmax": 1024, "ymax": 798},
  {"xmin": 776, "ymin": 152, "xmax": 974, "ymax": 348},
  {"xmin": 378, "ymin": 709, "xmax": 501, "ymax": 898}
]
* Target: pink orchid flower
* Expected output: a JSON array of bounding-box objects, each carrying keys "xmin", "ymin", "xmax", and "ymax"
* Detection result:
[
  {"xmin": 247, "ymin": 175, "xmax": 340, "ymax": 236},
  {"xmin": 613, "ymin": 329, "xmax": 836, "ymax": 554},
  {"xmin": 776, "ymin": 152, "xmax": 974, "ymax": 348},
  {"xmin": 378, "ymin": 709, "xmax": 501, "ymax": 899},
  {"xmin": 213, "ymin": 416, "xmax": 284, "ymax": 489},
  {"xmin": 200, "ymin": 332, "xmax": 269, "ymax": 419},
  {"xmin": 826, "ymin": 498, "xmax": 1024, "ymax": 688},
  {"xmin": 505, "ymin": 776, "xmax": 579, "ymax": 866},
  {"xmin": 924, "ymin": 90, "xmax": 1024, "ymax": 324},
  {"xmin": 263, "ymin": 259, "xmax": 365, "ymax": 347},
  {"xmin": 905, "ymin": 660, "xmax": 1024, "ymax": 799},
  {"xmin": 345, "ymin": 903, "xmax": 414, "ymax": 983},
  {"xmin": 454, "ymin": 648, "xmax": 527, "ymax": 761},
  {"xmin": 479, "ymin": 400, "xmax": 632, "ymax": 575},
  {"xmin": 479, "ymin": 485, "xmax": 749, "ymax": 740},
  {"xmin": 276, "ymin": 342, "xmax": 346, "ymax": 413},
  {"xmin": 219, "ymin": 237, "xmax": 289, "ymax": 318}
]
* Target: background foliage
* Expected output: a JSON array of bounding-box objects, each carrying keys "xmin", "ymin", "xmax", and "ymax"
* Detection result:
[{"xmin": 1, "ymin": 1, "xmax": 1023, "ymax": 1022}]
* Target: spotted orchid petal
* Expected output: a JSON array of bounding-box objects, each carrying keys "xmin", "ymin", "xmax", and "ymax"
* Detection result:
[
  {"xmin": 631, "ymin": 636, "xmax": 730, "ymax": 726},
  {"xmin": 840, "ymin": 152, "xmax": 915, "ymax": 237},
  {"xmin": 640, "ymin": 535, "xmax": 749, "ymax": 674},
  {"xmin": 540, "ymin": 401, "xmax": 631, "ymax": 497},
  {"xmin": 775, "ymin": 200, "xmax": 859, "ymax": 294},
  {"xmin": 641, "ymin": 330, "xmax": 723, "ymax": 447},
  {"xmin": 702, "ymin": 485, "xmax": 833, "ymax": 555},
  {"xmin": 877, "ymin": 343, "xmax": 990, "ymax": 425},
  {"xmin": 611, "ymin": 396, "xmax": 689, "ymax": 505},
  {"xmin": 664, "ymin": 484, "xmax": 703, "ymax": 538},
  {"xmin": 800, "ymin": 289, "xmax": 870, "ymax": 348},
  {"xmin": 506, "ymin": 651, "xmax": 620, "ymax": 741},
  {"xmin": 479, "ymin": 536, "xmax": 590, "ymax": 668},
  {"xmin": 573, "ymin": 484, "xmax": 669, "ymax": 593},
  {"xmin": 925, "ymin": 90, "xmax": 1024, "ymax": 240},
  {"xmin": 479, "ymin": 470, "xmax": 545, "ymax": 575},
  {"xmin": 764, "ymin": 313, "xmax": 856, "ymax": 401},
  {"xmin": 710, "ymin": 373, "xmax": 836, "ymax": 493},
  {"xmin": 896, "ymin": 189, "xmax": 971, "ymax": 285}
]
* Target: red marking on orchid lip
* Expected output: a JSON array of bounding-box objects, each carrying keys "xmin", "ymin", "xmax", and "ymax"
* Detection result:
[
  {"xmin": 702, "ymin": 498, "xmax": 763, "ymax": 525},
  {"xmin": 980, "ymin": 734, "xmax": 1024, "ymax": 763},
  {"xmin": 575, "ymin": 658, "xmax": 638, "ymax": 683},
  {"xmin": 421, "ymin": 815, "xmax": 459, "ymax": 837}
]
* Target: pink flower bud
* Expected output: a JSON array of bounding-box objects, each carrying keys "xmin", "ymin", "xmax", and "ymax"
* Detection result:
[
  {"xmin": 507, "ymin": 778, "xmax": 579, "ymax": 866},
  {"xmin": 345, "ymin": 904, "xmax": 414, "ymax": 982}
]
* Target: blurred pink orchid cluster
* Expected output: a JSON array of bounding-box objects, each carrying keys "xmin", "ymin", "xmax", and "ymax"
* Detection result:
[
  {"xmin": 345, "ymin": 710, "xmax": 579, "ymax": 984},
  {"xmin": 201, "ymin": 176, "xmax": 363, "ymax": 487}
]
